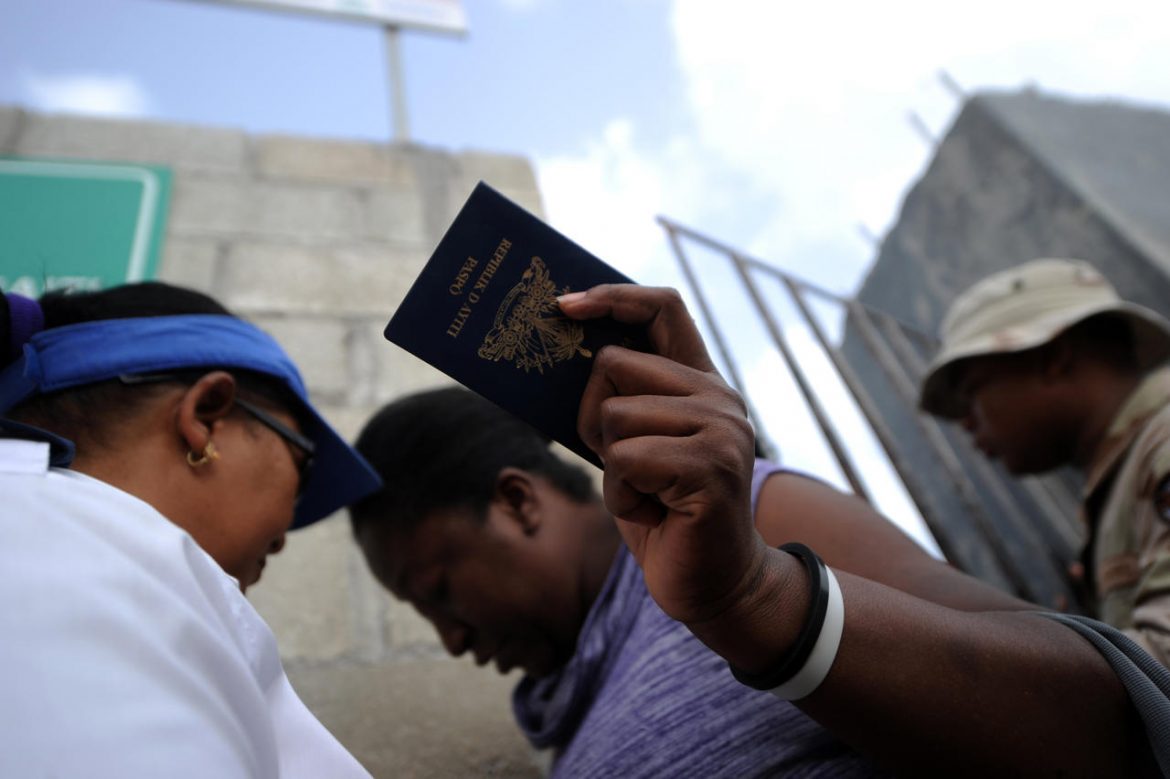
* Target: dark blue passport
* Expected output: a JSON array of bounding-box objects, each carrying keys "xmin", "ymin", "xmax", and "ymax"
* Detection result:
[{"xmin": 384, "ymin": 182, "xmax": 646, "ymax": 468}]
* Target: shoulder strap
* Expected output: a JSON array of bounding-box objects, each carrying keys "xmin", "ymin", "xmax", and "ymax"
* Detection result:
[{"xmin": 1039, "ymin": 612, "xmax": 1170, "ymax": 776}]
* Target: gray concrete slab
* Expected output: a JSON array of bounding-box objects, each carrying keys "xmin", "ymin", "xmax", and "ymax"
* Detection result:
[
  {"xmin": 256, "ymin": 135, "xmax": 419, "ymax": 186},
  {"xmin": 0, "ymin": 105, "xmax": 25, "ymax": 152},
  {"xmin": 249, "ymin": 315, "xmax": 352, "ymax": 400},
  {"xmin": 157, "ymin": 236, "xmax": 222, "ymax": 294},
  {"xmin": 250, "ymin": 514, "xmax": 359, "ymax": 662},
  {"xmin": 286, "ymin": 659, "xmax": 544, "ymax": 779},
  {"xmin": 15, "ymin": 112, "xmax": 248, "ymax": 173},
  {"xmin": 170, "ymin": 177, "xmax": 367, "ymax": 241},
  {"xmin": 217, "ymin": 241, "xmax": 424, "ymax": 317}
]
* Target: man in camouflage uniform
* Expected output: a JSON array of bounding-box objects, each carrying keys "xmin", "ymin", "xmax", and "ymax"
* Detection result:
[{"xmin": 920, "ymin": 257, "xmax": 1170, "ymax": 667}]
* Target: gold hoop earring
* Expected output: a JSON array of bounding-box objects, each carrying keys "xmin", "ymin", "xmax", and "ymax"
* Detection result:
[{"xmin": 186, "ymin": 440, "xmax": 219, "ymax": 467}]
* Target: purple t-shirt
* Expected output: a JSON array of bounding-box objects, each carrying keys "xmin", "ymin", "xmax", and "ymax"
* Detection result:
[{"xmin": 512, "ymin": 460, "xmax": 883, "ymax": 778}]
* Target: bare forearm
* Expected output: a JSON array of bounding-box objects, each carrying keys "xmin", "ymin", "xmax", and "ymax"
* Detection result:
[
  {"xmin": 756, "ymin": 473, "xmax": 1031, "ymax": 613},
  {"xmin": 689, "ymin": 550, "xmax": 1150, "ymax": 776},
  {"xmin": 562, "ymin": 284, "xmax": 1151, "ymax": 775}
]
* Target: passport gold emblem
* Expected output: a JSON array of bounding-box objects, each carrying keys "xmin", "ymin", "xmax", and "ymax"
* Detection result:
[{"xmin": 478, "ymin": 256, "xmax": 593, "ymax": 373}]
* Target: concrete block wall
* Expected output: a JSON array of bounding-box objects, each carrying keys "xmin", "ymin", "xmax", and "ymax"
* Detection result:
[{"xmin": 1, "ymin": 105, "xmax": 545, "ymax": 778}]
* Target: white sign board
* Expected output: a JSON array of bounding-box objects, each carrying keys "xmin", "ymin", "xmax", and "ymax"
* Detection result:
[{"xmin": 195, "ymin": 0, "xmax": 467, "ymax": 34}]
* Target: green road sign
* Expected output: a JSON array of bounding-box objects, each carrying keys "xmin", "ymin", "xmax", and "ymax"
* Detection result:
[{"xmin": 0, "ymin": 158, "xmax": 172, "ymax": 297}]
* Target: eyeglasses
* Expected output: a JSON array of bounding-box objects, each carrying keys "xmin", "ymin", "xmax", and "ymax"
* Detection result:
[
  {"xmin": 118, "ymin": 372, "xmax": 316, "ymax": 490},
  {"xmin": 231, "ymin": 395, "xmax": 316, "ymax": 485}
]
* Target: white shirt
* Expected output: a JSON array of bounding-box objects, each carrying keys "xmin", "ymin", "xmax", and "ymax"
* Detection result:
[{"xmin": 0, "ymin": 438, "xmax": 372, "ymax": 778}]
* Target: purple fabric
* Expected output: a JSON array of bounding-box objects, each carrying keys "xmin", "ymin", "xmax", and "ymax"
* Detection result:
[
  {"xmin": 512, "ymin": 459, "xmax": 884, "ymax": 778},
  {"xmin": 752, "ymin": 457, "xmax": 781, "ymax": 511},
  {"xmin": 5, "ymin": 294, "xmax": 44, "ymax": 362}
]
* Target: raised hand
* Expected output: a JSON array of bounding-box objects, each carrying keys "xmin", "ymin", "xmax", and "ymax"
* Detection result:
[
  {"xmin": 560, "ymin": 286, "xmax": 1150, "ymax": 777},
  {"xmin": 559, "ymin": 285, "xmax": 766, "ymax": 626}
]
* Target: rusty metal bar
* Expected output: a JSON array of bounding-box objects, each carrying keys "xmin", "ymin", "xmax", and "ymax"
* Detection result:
[
  {"xmin": 1029, "ymin": 473, "xmax": 1084, "ymax": 544},
  {"xmin": 877, "ymin": 314, "xmax": 1083, "ymax": 561},
  {"xmin": 659, "ymin": 218, "xmax": 777, "ymax": 460},
  {"xmin": 721, "ymin": 252, "xmax": 872, "ymax": 501},
  {"xmin": 778, "ymin": 254, "xmax": 1081, "ymax": 565},
  {"xmin": 659, "ymin": 215, "xmax": 870, "ymax": 493},
  {"xmin": 654, "ymin": 214, "xmax": 1086, "ymax": 602},
  {"xmin": 777, "ymin": 274, "xmax": 967, "ymax": 562},
  {"xmin": 861, "ymin": 306, "xmax": 1062, "ymax": 596},
  {"xmin": 847, "ymin": 301, "xmax": 1036, "ymax": 598}
]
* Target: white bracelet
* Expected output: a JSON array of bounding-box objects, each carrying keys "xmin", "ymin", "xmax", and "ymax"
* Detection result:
[{"xmin": 766, "ymin": 566, "xmax": 844, "ymax": 701}]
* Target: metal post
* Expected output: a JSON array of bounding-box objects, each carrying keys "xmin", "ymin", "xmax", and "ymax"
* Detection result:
[
  {"xmin": 877, "ymin": 314, "xmax": 1084, "ymax": 564},
  {"xmin": 659, "ymin": 218, "xmax": 778, "ymax": 461},
  {"xmin": 777, "ymin": 274, "xmax": 962, "ymax": 563},
  {"xmin": 848, "ymin": 301, "xmax": 1039, "ymax": 598},
  {"xmin": 658, "ymin": 216, "xmax": 874, "ymax": 494},
  {"xmin": 652, "ymin": 214, "xmax": 1091, "ymax": 605},
  {"xmin": 726, "ymin": 256, "xmax": 873, "ymax": 502},
  {"xmin": 906, "ymin": 110, "xmax": 936, "ymax": 146},
  {"xmin": 384, "ymin": 25, "xmax": 410, "ymax": 142}
]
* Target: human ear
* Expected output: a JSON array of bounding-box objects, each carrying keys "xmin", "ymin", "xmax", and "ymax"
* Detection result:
[
  {"xmin": 495, "ymin": 467, "xmax": 541, "ymax": 534},
  {"xmin": 176, "ymin": 371, "xmax": 238, "ymax": 458}
]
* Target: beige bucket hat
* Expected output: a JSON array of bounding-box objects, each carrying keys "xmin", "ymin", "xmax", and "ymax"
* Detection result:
[{"xmin": 919, "ymin": 258, "xmax": 1170, "ymax": 419}]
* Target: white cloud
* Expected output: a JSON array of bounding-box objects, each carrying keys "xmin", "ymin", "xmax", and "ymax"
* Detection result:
[
  {"xmin": 536, "ymin": 2, "xmax": 1170, "ymax": 296},
  {"xmin": 534, "ymin": 0, "xmax": 1170, "ymax": 558},
  {"xmin": 535, "ymin": 119, "xmax": 676, "ymax": 284},
  {"xmin": 742, "ymin": 323, "xmax": 943, "ymax": 557},
  {"xmin": 668, "ymin": 0, "xmax": 1170, "ymax": 290},
  {"xmin": 19, "ymin": 72, "xmax": 151, "ymax": 118}
]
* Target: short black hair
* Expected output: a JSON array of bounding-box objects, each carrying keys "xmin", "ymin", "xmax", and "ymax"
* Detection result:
[
  {"xmin": 349, "ymin": 386, "xmax": 596, "ymax": 538},
  {"xmin": 37, "ymin": 281, "xmax": 233, "ymax": 325}
]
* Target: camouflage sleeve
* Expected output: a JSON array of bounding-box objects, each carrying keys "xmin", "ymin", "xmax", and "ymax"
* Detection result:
[{"xmin": 1125, "ymin": 441, "xmax": 1170, "ymax": 668}]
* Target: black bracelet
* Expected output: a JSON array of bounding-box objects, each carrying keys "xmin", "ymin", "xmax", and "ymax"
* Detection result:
[{"xmin": 729, "ymin": 542, "xmax": 830, "ymax": 691}]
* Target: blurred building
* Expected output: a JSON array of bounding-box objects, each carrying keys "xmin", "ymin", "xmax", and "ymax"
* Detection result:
[{"xmin": 859, "ymin": 88, "xmax": 1170, "ymax": 332}]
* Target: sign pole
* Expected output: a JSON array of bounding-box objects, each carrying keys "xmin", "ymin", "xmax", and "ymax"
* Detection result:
[
  {"xmin": 384, "ymin": 24, "xmax": 411, "ymax": 142},
  {"xmin": 180, "ymin": 2, "xmax": 470, "ymax": 143}
]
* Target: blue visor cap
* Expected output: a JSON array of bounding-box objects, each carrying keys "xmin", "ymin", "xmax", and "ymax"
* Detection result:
[{"xmin": 0, "ymin": 314, "xmax": 382, "ymax": 529}]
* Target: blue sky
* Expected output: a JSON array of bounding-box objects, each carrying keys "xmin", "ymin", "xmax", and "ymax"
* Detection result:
[
  {"xmin": 2, "ymin": 0, "xmax": 682, "ymax": 155},
  {"xmin": 7, "ymin": 0, "xmax": 1169, "ymax": 293},
  {"xmin": 4, "ymin": 0, "xmax": 1170, "ymax": 547}
]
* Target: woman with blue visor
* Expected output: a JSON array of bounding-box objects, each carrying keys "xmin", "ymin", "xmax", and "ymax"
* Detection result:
[{"xmin": 0, "ymin": 282, "xmax": 382, "ymax": 778}]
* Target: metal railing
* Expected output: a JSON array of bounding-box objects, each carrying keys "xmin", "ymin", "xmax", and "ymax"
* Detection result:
[{"xmin": 659, "ymin": 215, "xmax": 1086, "ymax": 610}]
